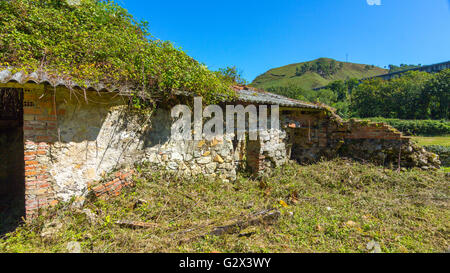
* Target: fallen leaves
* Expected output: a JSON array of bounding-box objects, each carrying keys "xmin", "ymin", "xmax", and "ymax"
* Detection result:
[
  {"xmin": 344, "ymin": 220, "xmax": 359, "ymax": 228},
  {"xmin": 279, "ymin": 200, "xmax": 289, "ymax": 208}
]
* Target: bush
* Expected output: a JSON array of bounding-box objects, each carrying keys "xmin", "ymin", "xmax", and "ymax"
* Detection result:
[
  {"xmin": 351, "ymin": 70, "xmax": 448, "ymax": 120},
  {"xmin": 363, "ymin": 118, "xmax": 450, "ymax": 136},
  {"xmin": 424, "ymin": 145, "xmax": 450, "ymax": 167}
]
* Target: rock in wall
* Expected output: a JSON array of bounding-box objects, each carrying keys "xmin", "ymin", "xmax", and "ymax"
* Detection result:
[{"xmin": 47, "ymin": 90, "xmax": 242, "ymax": 202}]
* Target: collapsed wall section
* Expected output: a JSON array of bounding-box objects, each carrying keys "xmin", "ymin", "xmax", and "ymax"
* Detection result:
[
  {"xmin": 283, "ymin": 109, "xmax": 441, "ymax": 169},
  {"xmin": 330, "ymin": 120, "xmax": 440, "ymax": 169},
  {"xmin": 22, "ymin": 87, "xmax": 249, "ymax": 215},
  {"xmin": 18, "ymin": 85, "xmax": 441, "ymax": 218}
]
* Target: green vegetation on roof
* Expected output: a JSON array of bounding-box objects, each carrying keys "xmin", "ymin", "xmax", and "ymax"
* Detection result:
[
  {"xmin": 0, "ymin": 0, "xmax": 234, "ymax": 103},
  {"xmin": 251, "ymin": 58, "xmax": 387, "ymax": 91}
]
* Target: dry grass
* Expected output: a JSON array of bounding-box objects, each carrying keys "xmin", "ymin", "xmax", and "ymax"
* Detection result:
[{"xmin": 0, "ymin": 159, "xmax": 448, "ymax": 253}]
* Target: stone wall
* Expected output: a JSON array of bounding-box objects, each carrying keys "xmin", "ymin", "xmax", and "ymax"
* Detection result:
[
  {"xmin": 21, "ymin": 87, "xmax": 253, "ymax": 216},
  {"xmin": 247, "ymin": 129, "xmax": 289, "ymax": 175},
  {"xmin": 1, "ymin": 84, "xmax": 440, "ymax": 218},
  {"xmin": 332, "ymin": 120, "xmax": 440, "ymax": 169},
  {"xmin": 49, "ymin": 91, "xmax": 141, "ymax": 202},
  {"xmin": 284, "ymin": 110, "xmax": 441, "ymax": 169},
  {"xmin": 283, "ymin": 110, "xmax": 328, "ymax": 163}
]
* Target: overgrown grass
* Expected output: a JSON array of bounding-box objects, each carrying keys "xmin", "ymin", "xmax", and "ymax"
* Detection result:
[{"xmin": 0, "ymin": 159, "xmax": 448, "ymax": 253}]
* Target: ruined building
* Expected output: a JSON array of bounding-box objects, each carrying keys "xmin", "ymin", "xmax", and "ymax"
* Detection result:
[{"xmin": 0, "ymin": 69, "xmax": 440, "ymax": 220}]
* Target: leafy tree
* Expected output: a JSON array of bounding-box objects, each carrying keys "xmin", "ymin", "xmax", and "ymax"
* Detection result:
[
  {"xmin": 388, "ymin": 64, "xmax": 421, "ymax": 73},
  {"xmin": 350, "ymin": 70, "xmax": 446, "ymax": 119},
  {"xmin": 216, "ymin": 66, "xmax": 247, "ymax": 86},
  {"xmin": 345, "ymin": 78, "xmax": 360, "ymax": 95},
  {"xmin": 266, "ymin": 84, "xmax": 314, "ymax": 101},
  {"xmin": 326, "ymin": 80, "xmax": 347, "ymax": 101},
  {"xmin": 322, "ymin": 78, "xmax": 359, "ymax": 116},
  {"xmin": 314, "ymin": 88, "xmax": 337, "ymax": 105},
  {"xmin": 421, "ymin": 69, "xmax": 449, "ymax": 119},
  {"xmin": 295, "ymin": 59, "xmax": 341, "ymax": 78},
  {"xmin": 332, "ymin": 101, "xmax": 351, "ymax": 119},
  {"xmin": 351, "ymin": 78, "xmax": 386, "ymax": 118},
  {"xmin": 385, "ymin": 71, "xmax": 432, "ymax": 119}
]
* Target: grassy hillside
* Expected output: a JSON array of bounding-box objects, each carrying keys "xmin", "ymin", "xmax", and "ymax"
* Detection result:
[
  {"xmin": 1, "ymin": 159, "xmax": 448, "ymax": 253},
  {"xmin": 251, "ymin": 58, "xmax": 388, "ymax": 90}
]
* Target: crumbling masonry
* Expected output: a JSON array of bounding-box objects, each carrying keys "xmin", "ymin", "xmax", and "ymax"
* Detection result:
[{"xmin": 0, "ymin": 70, "xmax": 441, "ymax": 218}]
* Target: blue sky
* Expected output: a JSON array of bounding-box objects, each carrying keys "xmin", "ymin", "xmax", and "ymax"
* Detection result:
[{"xmin": 119, "ymin": 0, "xmax": 450, "ymax": 82}]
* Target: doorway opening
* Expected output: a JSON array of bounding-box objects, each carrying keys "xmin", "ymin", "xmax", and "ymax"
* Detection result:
[{"xmin": 0, "ymin": 88, "xmax": 24, "ymax": 235}]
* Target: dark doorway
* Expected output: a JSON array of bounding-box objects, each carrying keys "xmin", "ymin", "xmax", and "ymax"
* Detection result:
[{"xmin": 0, "ymin": 88, "xmax": 25, "ymax": 236}]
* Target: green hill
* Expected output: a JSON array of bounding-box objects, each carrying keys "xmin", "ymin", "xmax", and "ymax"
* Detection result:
[{"xmin": 251, "ymin": 58, "xmax": 388, "ymax": 90}]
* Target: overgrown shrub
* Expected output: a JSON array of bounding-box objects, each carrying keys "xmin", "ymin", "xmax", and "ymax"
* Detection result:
[{"xmin": 364, "ymin": 118, "xmax": 450, "ymax": 136}]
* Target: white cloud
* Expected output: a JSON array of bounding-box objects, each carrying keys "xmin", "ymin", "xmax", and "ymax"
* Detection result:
[{"xmin": 367, "ymin": 0, "xmax": 382, "ymax": 6}]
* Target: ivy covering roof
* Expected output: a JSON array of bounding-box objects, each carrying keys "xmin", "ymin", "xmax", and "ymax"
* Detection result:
[
  {"xmin": 0, "ymin": 0, "xmax": 234, "ymax": 103},
  {"xmin": 0, "ymin": 67, "xmax": 324, "ymax": 110}
]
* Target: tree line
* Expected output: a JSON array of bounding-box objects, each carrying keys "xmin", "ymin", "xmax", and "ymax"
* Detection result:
[
  {"xmin": 266, "ymin": 69, "xmax": 449, "ymax": 120},
  {"xmin": 295, "ymin": 58, "xmax": 343, "ymax": 78},
  {"xmin": 388, "ymin": 64, "xmax": 422, "ymax": 73}
]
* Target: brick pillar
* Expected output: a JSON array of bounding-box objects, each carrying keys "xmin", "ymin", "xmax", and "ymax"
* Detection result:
[
  {"xmin": 246, "ymin": 139, "xmax": 265, "ymax": 175},
  {"xmin": 22, "ymin": 88, "xmax": 58, "ymax": 218}
]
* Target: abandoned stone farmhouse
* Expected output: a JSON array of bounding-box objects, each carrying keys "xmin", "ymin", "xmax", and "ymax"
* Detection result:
[{"xmin": 0, "ymin": 68, "xmax": 440, "ymax": 219}]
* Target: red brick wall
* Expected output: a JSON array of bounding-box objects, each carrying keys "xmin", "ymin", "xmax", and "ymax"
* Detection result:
[
  {"xmin": 327, "ymin": 120, "xmax": 405, "ymax": 141},
  {"xmin": 91, "ymin": 170, "xmax": 135, "ymax": 199},
  {"xmin": 246, "ymin": 139, "xmax": 265, "ymax": 174},
  {"xmin": 22, "ymin": 88, "xmax": 62, "ymax": 218},
  {"xmin": 285, "ymin": 110, "xmax": 411, "ymax": 164}
]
